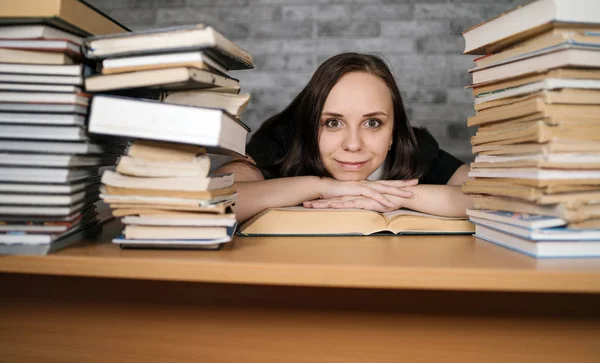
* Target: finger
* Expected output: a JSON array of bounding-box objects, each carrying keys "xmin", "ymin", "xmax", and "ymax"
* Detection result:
[
  {"xmin": 362, "ymin": 183, "xmax": 413, "ymax": 199},
  {"xmin": 331, "ymin": 198, "xmax": 387, "ymax": 212},
  {"xmin": 356, "ymin": 186, "xmax": 395, "ymax": 208},
  {"xmin": 373, "ymin": 179, "xmax": 419, "ymax": 187}
]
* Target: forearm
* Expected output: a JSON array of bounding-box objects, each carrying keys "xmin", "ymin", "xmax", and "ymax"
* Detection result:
[
  {"xmin": 393, "ymin": 184, "xmax": 473, "ymax": 217},
  {"xmin": 233, "ymin": 176, "xmax": 323, "ymax": 222}
]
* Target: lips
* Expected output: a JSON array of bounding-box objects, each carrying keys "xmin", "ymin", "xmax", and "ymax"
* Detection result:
[{"xmin": 336, "ymin": 160, "xmax": 368, "ymax": 171}]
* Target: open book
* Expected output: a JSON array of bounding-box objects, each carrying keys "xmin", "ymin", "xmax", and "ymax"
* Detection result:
[{"xmin": 238, "ymin": 207, "xmax": 474, "ymax": 236}]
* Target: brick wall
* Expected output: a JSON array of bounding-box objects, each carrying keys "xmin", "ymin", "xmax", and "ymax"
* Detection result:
[{"xmin": 88, "ymin": 0, "xmax": 531, "ymax": 162}]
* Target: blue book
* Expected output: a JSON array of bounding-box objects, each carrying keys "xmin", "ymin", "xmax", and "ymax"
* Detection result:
[
  {"xmin": 466, "ymin": 209, "xmax": 565, "ymax": 229},
  {"xmin": 113, "ymin": 225, "xmax": 236, "ymax": 250},
  {"xmin": 475, "ymin": 225, "xmax": 600, "ymax": 259}
]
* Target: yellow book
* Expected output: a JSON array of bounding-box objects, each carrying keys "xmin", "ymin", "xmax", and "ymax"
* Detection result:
[{"xmin": 238, "ymin": 207, "xmax": 473, "ymax": 236}]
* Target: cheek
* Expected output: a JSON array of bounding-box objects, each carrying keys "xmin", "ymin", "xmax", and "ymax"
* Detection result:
[
  {"xmin": 318, "ymin": 132, "xmax": 341, "ymax": 155},
  {"xmin": 365, "ymin": 132, "xmax": 392, "ymax": 156}
]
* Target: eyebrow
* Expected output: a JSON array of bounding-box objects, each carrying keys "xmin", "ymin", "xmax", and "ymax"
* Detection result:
[{"xmin": 321, "ymin": 111, "xmax": 388, "ymax": 117}]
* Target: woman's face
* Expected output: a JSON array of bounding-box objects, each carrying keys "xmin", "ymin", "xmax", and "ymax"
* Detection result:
[{"xmin": 318, "ymin": 71, "xmax": 394, "ymax": 181}]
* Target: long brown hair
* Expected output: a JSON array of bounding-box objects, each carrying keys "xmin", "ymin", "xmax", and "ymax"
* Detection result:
[{"xmin": 252, "ymin": 52, "xmax": 422, "ymax": 180}]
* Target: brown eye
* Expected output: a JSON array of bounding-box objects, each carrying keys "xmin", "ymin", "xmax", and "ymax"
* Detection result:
[
  {"xmin": 365, "ymin": 118, "xmax": 382, "ymax": 128},
  {"xmin": 325, "ymin": 119, "xmax": 342, "ymax": 128}
]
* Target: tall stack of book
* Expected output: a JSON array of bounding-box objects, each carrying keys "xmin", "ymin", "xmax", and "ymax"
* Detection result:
[
  {"xmin": 460, "ymin": 0, "xmax": 600, "ymax": 258},
  {"xmin": 84, "ymin": 25, "xmax": 253, "ymax": 250},
  {"xmin": 0, "ymin": 0, "xmax": 127, "ymax": 255}
]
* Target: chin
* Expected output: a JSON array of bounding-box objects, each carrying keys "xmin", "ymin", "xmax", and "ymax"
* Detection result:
[{"xmin": 331, "ymin": 172, "xmax": 370, "ymax": 181}]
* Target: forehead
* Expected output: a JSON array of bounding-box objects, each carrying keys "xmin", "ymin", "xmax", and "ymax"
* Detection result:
[{"xmin": 323, "ymin": 72, "xmax": 393, "ymax": 113}]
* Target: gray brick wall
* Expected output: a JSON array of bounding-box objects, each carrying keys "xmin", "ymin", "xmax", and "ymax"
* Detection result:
[{"xmin": 88, "ymin": 0, "xmax": 531, "ymax": 162}]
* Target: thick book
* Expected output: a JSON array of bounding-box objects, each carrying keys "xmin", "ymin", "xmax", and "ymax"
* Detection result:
[
  {"xmin": 88, "ymin": 95, "xmax": 249, "ymax": 156},
  {"xmin": 238, "ymin": 207, "xmax": 474, "ymax": 236},
  {"xmin": 0, "ymin": 125, "xmax": 88, "ymax": 141},
  {"xmin": 126, "ymin": 140, "xmax": 206, "ymax": 162},
  {"xmin": 0, "ymin": 91, "xmax": 90, "ymax": 105},
  {"xmin": 0, "ymin": 166, "xmax": 98, "ymax": 183},
  {"xmin": 0, "ymin": 140, "xmax": 125, "ymax": 155},
  {"xmin": 100, "ymin": 190, "xmax": 237, "ymax": 208},
  {"xmin": 461, "ymin": 0, "xmax": 600, "ymax": 54},
  {"xmin": 470, "ymin": 153, "xmax": 600, "ymax": 169},
  {"xmin": 472, "ymin": 140, "xmax": 600, "ymax": 155},
  {"xmin": 113, "ymin": 226, "xmax": 235, "ymax": 250},
  {"xmin": 474, "ymin": 88, "xmax": 600, "ymax": 112},
  {"xmin": 0, "ymin": 24, "xmax": 83, "ymax": 44},
  {"xmin": 124, "ymin": 225, "xmax": 229, "ymax": 240},
  {"xmin": 474, "ymin": 28, "xmax": 600, "ymax": 69},
  {"xmin": 0, "ymin": 39, "xmax": 81, "ymax": 56},
  {"xmin": 0, "ymin": 48, "xmax": 73, "ymax": 65},
  {"xmin": 116, "ymin": 155, "xmax": 210, "ymax": 178},
  {"xmin": 0, "ymin": 0, "xmax": 128, "ymax": 36},
  {"xmin": 162, "ymin": 91, "xmax": 250, "ymax": 117},
  {"xmin": 472, "ymin": 195, "xmax": 600, "ymax": 222},
  {"xmin": 101, "ymin": 50, "xmax": 228, "ymax": 75},
  {"xmin": 111, "ymin": 202, "xmax": 234, "ymax": 216},
  {"xmin": 0, "ymin": 153, "xmax": 117, "ymax": 167},
  {"xmin": 103, "ymin": 185, "xmax": 237, "ymax": 201},
  {"xmin": 470, "ymin": 216, "xmax": 600, "ymax": 241},
  {"xmin": 463, "ymin": 179, "xmax": 600, "ymax": 204},
  {"xmin": 467, "ymin": 98, "xmax": 600, "ymax": 126},
  {"xmin": 468, "ymin": 167, "xmax": 600, "ymax": 181},
  {"xmin": 0, "ymin": 73, "xmax": 81, "ymax": 85},
  {"xmin": 122, "ymin": 213, "xmax": 236, "ymax": 227},
  {"xmin": 475, "ymin": 79, "xmax": 600, "ymax": 105},
  {"xmin": 101, "ymin": 170, "xmax": 233, "ymax": 192},
  {"xmin": 474, "ymin": 224, "xmax": 600, "ymax": 258},
  {"xmin": 470, "ymin": 68, "xmax": 600, "ymax": 95},
  {"xmin": 469, "ymin": 48, "xmax": 600, "ymax": 84},
  {"xmin": 0, "ymin": 112, "xmax": 84, "ymax": 125},
  {"xmin": 466, "ymin": 209, "xmax": 566, "ymax": 229},
  {"xmin": 0, "ymin": 62, "xmax": 83, "ymax": 76},
  {"xmin": 82, "ymin": 24, "xmax": 254, "ymax": 70},
  {"xmin": 470, "ymin": 122, "xmax": 599, "ymax": 146},
  {"xmin": 84, "ymin": 67, "xmax": 240, "ymax": 93}
]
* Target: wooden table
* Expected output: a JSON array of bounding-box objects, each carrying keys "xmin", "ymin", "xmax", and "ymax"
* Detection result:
[{"xmin": 2, "ymin": 221, "xmax": 600, "ymax": 363}]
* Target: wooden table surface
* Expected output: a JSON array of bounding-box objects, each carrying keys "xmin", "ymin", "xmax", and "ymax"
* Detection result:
[{"xmin": 2, "ymin": 220, "xmax": 600, "ymax": 293}]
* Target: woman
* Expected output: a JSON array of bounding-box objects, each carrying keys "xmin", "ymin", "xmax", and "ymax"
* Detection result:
[{"xmin": 216, "ymin": 53, "xmax": 472, "ymax": 222}]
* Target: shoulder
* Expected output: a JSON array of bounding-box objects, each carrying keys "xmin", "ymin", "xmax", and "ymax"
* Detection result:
[{"xmin": 411, "ymin": 127, "xmax": 465, "ymax": 185}]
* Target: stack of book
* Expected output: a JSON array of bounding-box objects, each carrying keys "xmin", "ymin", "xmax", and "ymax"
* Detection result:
[
  {"xmin": 85, "ymin": 25, "xmax": 254, "ymax": 250},
  {"xmin": 0, "ymin": 0, "xmax": 127, "ymax": 255},
  {"xmin": 460, "ymin": 0, "xmax": 600, "ymax": 258}
]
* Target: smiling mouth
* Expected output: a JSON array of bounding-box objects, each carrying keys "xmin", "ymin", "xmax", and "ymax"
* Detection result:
[{"xmin": 336, "ymin": 160, "xmax": 368, "ymax": 170}]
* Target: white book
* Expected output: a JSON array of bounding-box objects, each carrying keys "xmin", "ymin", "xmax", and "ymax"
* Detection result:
[
  {"xmin": 0, "ymin": 48, "xmax": 73, "ymax": 65},
  {"xmin": 122, "ymin": 214, "xmax": 236, "ymax": 227},
  {"xmin": 0, "ymin": 153, "xmax": 117, "ymax": 167},
  {"xmin": 0, "ymin": 191, "xmax": 87, "ymax": 205},
  {"xmin": 100, "ymin": 189, "xmax": 237, "ymax": 207},
  {"xmin": 0, "ymin": 73, "xmax": 82, "ymax": 85},
  {"xmin": 474, "ymin": 153, "xmax": 600, "ymax": 164},
  {"xmin": 88, "ymin": 95, "xmax": 249, "ymax": 156},
  {"xmin": 0, "ymin": 39, "xmax": 80, "ymax": 55},
  {"xmin": 0, "ymin": 62, "xmax": 82, "ymax": 75},
  {"xmin": 471, "ymin": 216, "xmax": 600, "ymax": 241},
  {"xmin": 113, "ymin": 236, "xmax": 229, "ymax": 250},
  {"xmin": 0, "ymin": 24, "xmax": 83, "ymax": 44},
  {"xmin": 466, "ymin": 209, "xmax": 566, "ymax": 229},
  {"xmin": 0, "ymin": 179, "xmax": 99, "ymax": 194},
  {"xmin": 0, "ymin": 140, "xmax": 124, "ymax": 155},
  {"xmin": 475, "ymin": 225, "xmax": 600, "ymax": 258},
  {"xmin": 470, "ymin": 49, "xmax": 600, "ymax": 84},
  {"xmin": 102, "ymin": 50, "xmax": 228, "ymax": 74},
  {"xmin": 0, "ymin": 92, "xmax": 89, "ymax": 105},
  {"xmin": 0, "ymin": 83, "xmax": 81, "ymax": 93},
  {"xmin": 0, "ymin": 103, "xmax": 87, "ymax": 113},
  {"xmin": 468, "ymin": 168, "xmax": 600, "ymax": 180},
  {"xmin": 0, "ymin": 112, "xmax": 85, "ymax": 125},
  {"xmin": 163, "ymin": 91, "xmax": 250, "ymax": 117},
  {"xmin": 0, "ymin": 201, "xmax": 85, "ymax": 216},
  {"xmin": 0, "ymin": 125, "xmax": 88, "ymax": 141},
  {"xmin": 0, "ymin": 167, "xmax": 98, "ymax": 183},
  {"xmin": 475, "ymin": 78, "xmax": 600, "ymax": 104},
  {"xmin": 101, "ymin": 170, "xmax": 233, "ymax": 192},
  {"xmin": 462, "ymin": 0, "xmax": 600, "ymax": 54}
]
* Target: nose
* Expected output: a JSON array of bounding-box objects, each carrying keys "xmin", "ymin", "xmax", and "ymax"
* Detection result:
[{"xmin": 342, "ymin": 128, "xmax": 363, "ymax": 152}]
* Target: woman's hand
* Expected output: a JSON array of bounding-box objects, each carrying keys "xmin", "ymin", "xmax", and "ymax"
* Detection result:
[{"xmin": 313, "ymin": 178, "xmax": 418, "ymax": 210}]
